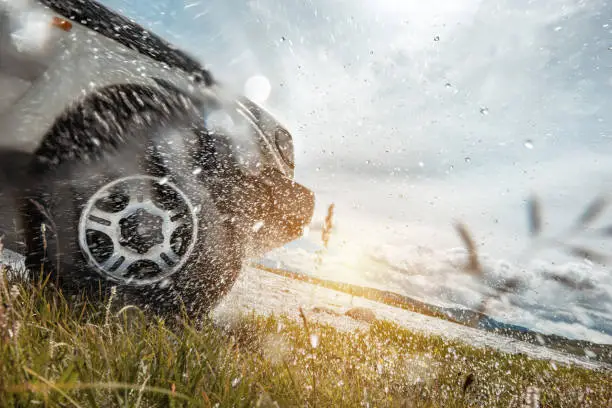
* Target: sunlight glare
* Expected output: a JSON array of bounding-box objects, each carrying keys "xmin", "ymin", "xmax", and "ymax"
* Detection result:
[{"xmin": 244, "ymin": 75, "xmax": 271, "ymax": 103}]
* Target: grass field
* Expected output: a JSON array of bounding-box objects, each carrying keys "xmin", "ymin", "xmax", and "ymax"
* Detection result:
[{"xmin": 1, "ymin": 271, "xmax": 611, "ymax": 407}]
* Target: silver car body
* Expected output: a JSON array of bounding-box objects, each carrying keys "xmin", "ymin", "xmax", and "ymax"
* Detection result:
[
  {"xmin": 0, "ymin": 0, "xmax": 312, "ymax": 258},
  {"xmin": 0, "ymin": 0, "xmax": 291, "ymax": 176}
]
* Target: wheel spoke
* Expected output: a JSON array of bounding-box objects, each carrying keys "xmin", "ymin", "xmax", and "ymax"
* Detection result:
[
  {"xmin": 160, "ymin": 250, "xmax": 180, "ymax": 267},
  {"xmin": 84, "ymin": 207, "xmax": 118, "ymax": 236},
  {"xmin": 100, "ymin": 252, "xmax": 132, "ymax": 276},
  {"xmin": 125, "ymin": 179, "xmax": 153, "ymax": 204},
  {"xmin": 169, "ymin": 208, "xmax": 187, "ymax": 222},
  {"xmin": 165, "ymin": 209, "xmax": 192, "ymax": 250}
]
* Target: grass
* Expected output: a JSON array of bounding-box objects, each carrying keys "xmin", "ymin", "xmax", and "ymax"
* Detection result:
[{"xmin": 0, "ymin": 271, "xmax": 611, "ymax": 408}]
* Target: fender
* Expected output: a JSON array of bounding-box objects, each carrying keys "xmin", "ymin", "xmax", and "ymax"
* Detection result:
[{"xmin": 0, "ymin": 1, "xmax": 210, "ymax": 154}]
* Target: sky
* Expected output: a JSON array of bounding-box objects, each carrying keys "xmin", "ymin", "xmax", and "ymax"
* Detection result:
[{"xmin": 97, "ymin": 0, "xmax": 612, "ymax": 343}]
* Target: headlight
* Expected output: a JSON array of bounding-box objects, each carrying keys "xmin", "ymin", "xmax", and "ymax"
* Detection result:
[{"xmin": 274, "ymin": 127, "xmax": 294, "ymax": 168}]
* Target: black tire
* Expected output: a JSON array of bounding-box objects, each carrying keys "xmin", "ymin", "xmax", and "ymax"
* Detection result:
[{"xmin": 21, "ymin": 84, "xmax": 243, "ymax": 321}]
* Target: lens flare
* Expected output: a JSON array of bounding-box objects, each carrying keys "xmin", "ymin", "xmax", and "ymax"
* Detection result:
[{"xmin": 244, "ymin": 75, "xmax": 271, "ymax": 103}]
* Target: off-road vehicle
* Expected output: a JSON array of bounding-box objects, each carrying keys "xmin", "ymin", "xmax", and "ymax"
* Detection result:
[{"xmin": 0, "ymin": 0, "xmax": 315, "ymax": 318}]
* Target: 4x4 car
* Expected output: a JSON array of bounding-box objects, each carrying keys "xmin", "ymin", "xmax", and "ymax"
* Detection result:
[{"xmin": 0, "ymin": 0, "xmax": 315, "ymax": 318}]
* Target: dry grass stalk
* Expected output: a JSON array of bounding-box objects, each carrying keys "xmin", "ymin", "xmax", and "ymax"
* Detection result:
[{"xmin": 453, "ymin": 192, "xmax": 612, "ymax": 327}]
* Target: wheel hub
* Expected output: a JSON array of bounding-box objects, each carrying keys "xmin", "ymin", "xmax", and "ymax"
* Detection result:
[
  {"xmin": 78, "ymin": 175, "xmax": 199, "ymax": 285},
  {"xmin": 119, "ymin": 209, "xmax": 164, "ymax": 254}
]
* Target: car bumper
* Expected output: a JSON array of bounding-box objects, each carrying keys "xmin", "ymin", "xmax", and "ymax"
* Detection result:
[{"xmin": 231, "ymin": 168, "xmax": 315, "ymax": 257}]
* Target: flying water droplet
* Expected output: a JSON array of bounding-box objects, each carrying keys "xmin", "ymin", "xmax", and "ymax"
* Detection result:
[
  {"xmin": 158, "ymin": 177, "xmax": 169, "ymax": 185},
  {"xmin": 464, "ymin": 157, "xmax": 471, "ymax": 164},
  {"xmin": 231, "ymin": 377, "xmax": 242, "ymax": 388},
  {"xmin": 309, "ymin": 333, "xmax": 320, "ymax": 348},
  {"xmin": 524, "ymin": 140, "xmax": 534, "ymax": 149},
  {"xmin": 192, "ymin": 167, "xmax": 202, "ymax": 175},
  {"xmin": 252, "ymin": 220, "xmax": 265, "ymax": 232},
  {"xmin": 479, "ymin": 107, "xmax": 489, "ymax": 115}
]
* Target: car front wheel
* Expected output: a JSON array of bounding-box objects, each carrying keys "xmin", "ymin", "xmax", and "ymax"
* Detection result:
[{"xmin": 21, "ymin": 84, "xmax": 243, "ymax": 320}]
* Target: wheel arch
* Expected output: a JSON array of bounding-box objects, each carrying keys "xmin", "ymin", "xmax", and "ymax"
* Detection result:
[
  {"xmin": 31, "ymin": 81, "xmax": 202, "ymax": 173},
  {"xmin": 18, "ymin": 81, "xmax": 244, "ymax": 315}
]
